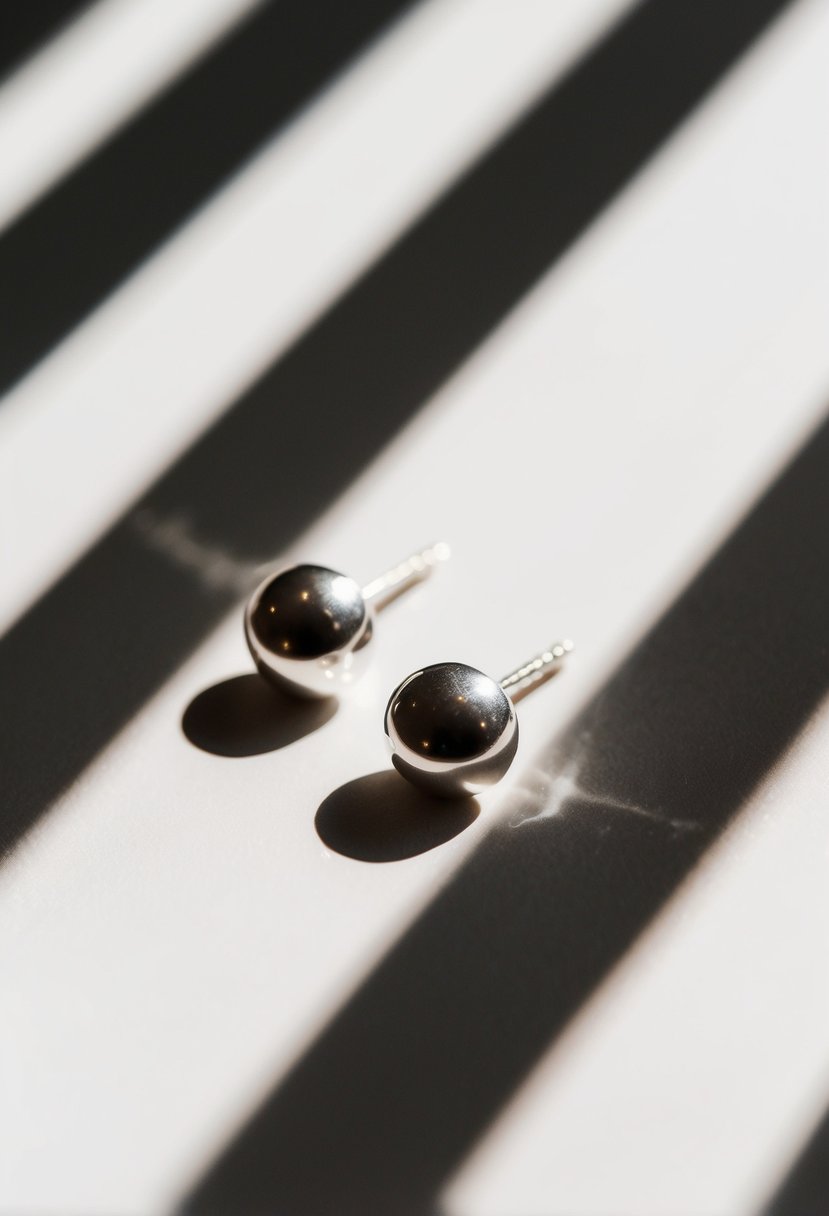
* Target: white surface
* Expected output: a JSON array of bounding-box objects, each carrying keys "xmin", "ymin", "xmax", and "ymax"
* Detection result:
[
  {"xmin": 0, "ymin": 0, "xmax": 263, "ymax": 232},
  {"xmin": 0, "ymin": 0, "xmax": 628, "ymax": 635},
  {"xmin": 446, "ymin": 700, "xmax": 829, "ymax": 1216},
  {"xmin": 1, "ymin": 0, "xmax": 829, "ymax": 1213}
]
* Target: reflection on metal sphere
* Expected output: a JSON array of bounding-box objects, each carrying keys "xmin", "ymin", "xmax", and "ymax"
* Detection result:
[
  {"xmin": 245, "ymin": 564, "xmax": 373, "ymax": 699},
  {"xmin": 385, "ymin": 662, "xmax": 518, "ymax": 798}
]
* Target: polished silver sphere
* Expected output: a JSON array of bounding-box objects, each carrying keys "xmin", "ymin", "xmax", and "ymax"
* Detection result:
[
  {"xmin": 385, "ymin": 662, "xmax": 518, "ymax": 798},
  {"xmin": 244, "ymin": 564, "xmax": 374, "ymax": 699}
]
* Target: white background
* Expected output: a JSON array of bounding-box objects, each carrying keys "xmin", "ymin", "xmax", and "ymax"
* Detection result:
[{"xmin": 0, "ymin": 0, "xmax": 828, "ymax": 1212}]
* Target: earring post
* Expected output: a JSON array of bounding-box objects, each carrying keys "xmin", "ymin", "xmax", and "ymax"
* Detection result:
[
  {"xmin": 499, "ymin": 639, "xmax": 573, "ymax": 702},
  {"xmin": 362, "ymin": 542, "xmax": 450, "ymax": 609}
]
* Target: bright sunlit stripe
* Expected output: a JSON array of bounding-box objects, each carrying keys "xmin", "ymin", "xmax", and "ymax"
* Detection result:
[
  {"xmin": 0, "ymin": 0, "xmax": 263, "ymax": 233},
  {"xmin": 0, "ymin": 1, "xmax": 827, "ymax": 1211},
  {"xmin": 440, "ymin": 9, "xmax": 829, "ymax": 1211},
  {"xmin": 0, "ymin": 0, "xmax": 631, "ymax": 636}
]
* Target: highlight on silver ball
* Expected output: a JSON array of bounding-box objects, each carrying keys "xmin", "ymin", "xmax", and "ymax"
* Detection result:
[
  {"xmin": 243, "ymin": 544, "xmax": 449, "ymax": 699},
  {"xmin": 384, "ymin": 640, "xmax": 573, "ymax": 798},
  {"xmin": 245, "ymin": 564, "xmax": 372, "ymax": 698},
  {"xmin": 385, "ymin": 663, "xmax": 518, "ymax": 798}
]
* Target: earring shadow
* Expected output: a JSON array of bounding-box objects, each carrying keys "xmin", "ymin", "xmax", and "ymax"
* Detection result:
[
  {"xmin": 182, "ymin": 674, "xmax": 337, "ymax": 757},
  {"xmin": 316, "ymin": 771, "xmax": 480, "ymax": 863}
]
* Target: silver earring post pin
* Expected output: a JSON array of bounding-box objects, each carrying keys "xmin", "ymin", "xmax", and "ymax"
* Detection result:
[
  {"xmin": 384, "ymin": 639, "xmax": 573, "ymax": 798},
  {"xmin": 361, "ymin": 541, "xmax": 451, "ymax": 609},
  {"xmin": 244, "ymin": 543, "xmax": 449, "ymax": 699},
  {"xmin": 498, "ymin": 638, "xmax": 573, "ymax": 702}
]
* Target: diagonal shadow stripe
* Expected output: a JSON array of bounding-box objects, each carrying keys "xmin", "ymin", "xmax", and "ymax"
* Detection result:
[
  {"xmin": 763, "ymin": 1102, "xmax": 829, "ymax": 1216},
  {"xmin": 0, "ymin": 0, "xmax": 792, "ymax": 863},
  {"xmin": 0, "ymin": 0, "xmax": 415, "ymax": 398},
  {"xmin": 181, "ymin": 411, "xmax": 829, "ymax": 1216},
  {"xmin": 0, "ymin": 2, "xmax": 91, "ymax": 83}
]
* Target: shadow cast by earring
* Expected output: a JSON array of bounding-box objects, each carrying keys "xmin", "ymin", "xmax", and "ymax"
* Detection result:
[
  {"xmin": 316, "ymin": 771, "xmax": 479, "ymax": 863},
  {"xmin": 182, "ymin": 674, "xmax": 337, "ymax": 757}
]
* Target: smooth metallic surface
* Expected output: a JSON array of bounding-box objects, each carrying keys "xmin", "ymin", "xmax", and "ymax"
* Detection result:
[
  {"xmin": 245, "ymin": 564, "xmax": 374, "ymax": 699},
  {"xmin": 385, "ymin": 662, "xmax": 518, "ymax": 798},
  {"xmin": 244, "ymin": 545, "xmax": 448, "ymax": 699}
]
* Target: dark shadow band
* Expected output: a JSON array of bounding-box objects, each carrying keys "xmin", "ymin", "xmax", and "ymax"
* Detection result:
[
  {"xmin": 0, "ymin": 0, "xmax": 416, "ymax": 397},
  {"xmin": 763, "ymin": 1102, "xmax": 829, "ymax": 1216},
  {"xmin": 181, "ymin": 405, "xmax": 829, "ymax": 1215},
  {"xmin": 0, "ymin": 2, "xmax": 91, "ymax": 84},
  {"xmin": 0, "ymin": 0, "xmax": 792, "ymax": 873}
]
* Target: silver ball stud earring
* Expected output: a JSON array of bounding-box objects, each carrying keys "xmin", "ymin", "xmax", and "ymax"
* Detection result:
[
  {"xmin": 244, "ymin": 543, "xmax": 450, "ymax": 699},
  {"xmin": 384, "ymin": 639, "xmax": 573, "ymax": 797}
]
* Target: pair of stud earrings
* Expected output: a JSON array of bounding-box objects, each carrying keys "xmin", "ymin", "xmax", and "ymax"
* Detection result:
[{"xmin": 243, "ymin": 544, "xmax": 572, "ymax": 799}]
